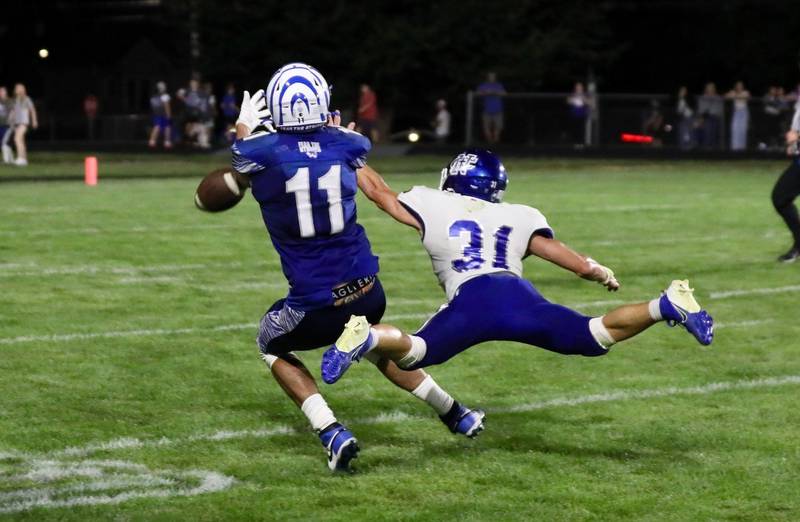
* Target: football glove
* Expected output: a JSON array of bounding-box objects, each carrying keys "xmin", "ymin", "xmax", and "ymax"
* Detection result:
[
  {"xmin": 236, "ymin": 89, "xmax": 274, "ymax": 133},
  {"xmin": 584, "ymin": 257, "xmax": 620, "ymax": 291}
]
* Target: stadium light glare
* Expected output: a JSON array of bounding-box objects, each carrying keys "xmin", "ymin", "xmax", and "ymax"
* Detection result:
[
  {"xmin": 38, "ymin": 48, "xmax": 49, "ymax": 59},
  {"xmin": 408, "ymin": 131, "xmax": 420, "ymax": 143}
]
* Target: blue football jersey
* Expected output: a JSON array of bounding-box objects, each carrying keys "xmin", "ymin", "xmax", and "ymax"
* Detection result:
[{"xmin": 231, "ymin": 126, "xmax": 379, "ymax": 311}]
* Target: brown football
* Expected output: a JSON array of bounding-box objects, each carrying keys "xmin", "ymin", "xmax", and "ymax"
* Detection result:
[{"xmin": 194, "ymin": 168, "xmax": 248, "ymax": 212}]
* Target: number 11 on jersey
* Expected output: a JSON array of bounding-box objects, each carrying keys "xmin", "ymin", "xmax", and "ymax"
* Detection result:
[{"xmin": 286, "ymin": 164, "xmax": 344, "ymax": 238}]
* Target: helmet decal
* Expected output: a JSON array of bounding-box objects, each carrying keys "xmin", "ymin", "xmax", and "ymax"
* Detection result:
[
  {"xmin": 267, "ymin": 63, "xmax": 330, "ymax": 132},
  {"xmin": 440, "ymin": 148, "xmax": 508, "ymax": 203}
]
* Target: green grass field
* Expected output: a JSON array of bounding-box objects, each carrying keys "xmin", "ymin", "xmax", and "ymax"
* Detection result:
[{"xmin": 1, "ymin": 154, "xmax": 799, "ymax": 521}]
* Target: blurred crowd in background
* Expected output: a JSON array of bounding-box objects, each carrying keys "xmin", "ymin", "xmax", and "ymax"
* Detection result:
[
  {"xmin": 4, "ymin": 73, "xmax": 800, "ymax": 161},
  {"xmin": 473, "ymin": 73, "xmax": 800, "ymax": 151}
]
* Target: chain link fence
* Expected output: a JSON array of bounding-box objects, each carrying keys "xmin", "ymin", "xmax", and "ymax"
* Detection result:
[{"xmin": 464, "ymin": 91, "xmax": 794, "ymax": 152}]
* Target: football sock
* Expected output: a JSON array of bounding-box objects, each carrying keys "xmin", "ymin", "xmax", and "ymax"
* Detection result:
[
  {"xmin": 301, "ymin": 393, "xmax": 337, "ymax": 432},
  {"xmin": 366, "ymin": 328, "xmax": 380, "ymax": 351},
  {"xmin": 411, "ymin": 375, "xmax": 454, "ymax": 415},
  {"xmin": 648, "ymin": 298, "xmax": 663, "ymax": 321}
]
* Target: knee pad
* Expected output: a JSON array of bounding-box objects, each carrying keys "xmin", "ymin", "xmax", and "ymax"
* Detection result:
[
  {"xmin": 397, "ymin": 335, "xmax": 427, "ymax": 369},
  {"xmin": 588, "ymin": 317, "xmax": 614, "ymax": 352}
]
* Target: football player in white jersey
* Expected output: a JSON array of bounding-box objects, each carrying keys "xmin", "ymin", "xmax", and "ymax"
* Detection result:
[{"xmin": 321, "ymin": 149, "xmax": 714, "ymax": 386}]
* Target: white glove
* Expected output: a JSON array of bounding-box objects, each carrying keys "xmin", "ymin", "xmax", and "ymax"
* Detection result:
[
  {"xmin": 585, "ymin": 257, "xmax": 620, "ymax": 292},
  {"xmin": 236, "ymin": 89, "xmax": 274, "ymax": 132}
]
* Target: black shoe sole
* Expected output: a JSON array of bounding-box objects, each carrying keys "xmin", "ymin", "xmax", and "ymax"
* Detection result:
[{"xmin": 332, "ymin": 441, "xmax": 360, "ymax": 473}]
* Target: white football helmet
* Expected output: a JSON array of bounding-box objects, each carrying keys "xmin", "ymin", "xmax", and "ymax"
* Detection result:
[{"xmin": 266, "ymin": 63, "xmax": 330, "ymax": 132}]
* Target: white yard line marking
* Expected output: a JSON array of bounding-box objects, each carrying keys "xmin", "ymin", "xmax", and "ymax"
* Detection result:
[
  {"xmin": 493, "ymin": 375, "xmax": 800, "ymax": 413},
  {"xmin": 715, "ymin": 319, "xmax": 773, "ymax": 329},
  {"xmin": 0, "ymin": 459, "xmax": 234, "ymax": 515},
  {"xmin": 0, "ymin": 223, "xmax": 252, "ymax": 237},
  {"xmin": 0, "ymin": 206, "xmax": 75, "ymax": 214},
  {"xmin": 0, "ymin": 308, "xmax": 769, "ymax": 347},
  {"xmin": 117, "ymin": 276, "xmax": 184, "ymax": 284},
  {"xmin": 569, "ymin": 298, "xmax": 628, "ymax": 309},
  {"xmin": 0, "ymin": 375, "xmax": 795, "ymax": 464},
  {"xmin": 710, "ymin": 284, "xmax": 800, "ymax": 299},
  {"xmin": 0, "ymin": 261, "xmax": 252, "ymax": 277},
  {"xmin": 1, "ymin": 374, "xmax": 796, "ymax": 514},
  {"xmin": 0, "ymin": 324, "xmax": 257, "ymax": 346}
]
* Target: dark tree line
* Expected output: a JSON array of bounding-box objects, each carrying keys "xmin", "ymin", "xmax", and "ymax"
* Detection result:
[{"xmin": 182, "ymin": 0, "xmax": 620, "ymax": 128}]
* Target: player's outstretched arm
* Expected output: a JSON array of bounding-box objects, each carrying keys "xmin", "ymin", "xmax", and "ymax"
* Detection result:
[
  {"xmin": 528, "ymin": 235, "xmax": 620, "ymax": 291},
  {"xmin": 356, "ymin": 165, "xmax": 421, "ymax": 231}
]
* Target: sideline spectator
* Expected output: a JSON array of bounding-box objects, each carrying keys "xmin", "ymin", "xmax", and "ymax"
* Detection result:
[
  {"xmin": 203, "ymin": 82, "xmax": 217, "ymax": 145},
  {"xmin": 185, "ymin": 79, "xmax": 210, "ymax": 149},
  {"xmin": 432, "ymin": 99, "xmax": 451, "ymax": 142},
  {"xmin": 148, "ymin": 81, "xmax": 172, "ymax": 149},
  {"xmin": 357, "ymin": 84, "xmax": 379, "ymax": 143},
  {"xmin": 0, "ymin": 86, "xmax": 13, "ymax": 164},
  {"xmin": 676, "ymin": 86, "xmax": 695, "ymax": 149},
  {"xmin": 776, "ymin": 87, "xmax": 794, "ymax": 135},
  {"xmin": 726, "ymin": 81, "xmax": 751, "ymax": 151},
  {"xmin": 9, "ymin": 83, "xmax": 37, "ymax": 167},
  {"xmin": 762, "ymin": 86, "xmax": 784, "ymax": 149},
  {"xmin": 172, "ymin": 88, "xmax": 187, "ymax": 145},
  {"xmin": 696, "ymin": 82, "xmax": 723, "ymax": 149},
  {"xmin": 83, "ymin": 94, "xmax": 99, "ymax": 141},
  {"xmin": 770, "ymin": 81, "xmax": 800, "ymax": 262},
  {"xmin": 477, "ymin": 72, "xmax": 505, "ymax": 144},
  {"xmin": 220, "ymin": 83, "xmax": 239, "ymax": 142},
  {"xmin": 642, "ymin": 99, "xmax": 666, "ymax": 147},
  {"xmin": 566, "ymin": 81, "xmax": 590, "ymax": 147}
]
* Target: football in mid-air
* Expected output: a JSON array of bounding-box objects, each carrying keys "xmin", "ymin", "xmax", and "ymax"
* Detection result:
[{"xmin": 194, "ymin": 168, "xmax": 248, "ymax": 212}]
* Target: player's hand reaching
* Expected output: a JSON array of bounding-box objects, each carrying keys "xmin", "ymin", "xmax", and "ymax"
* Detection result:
[
  {"xmin": 236, "ymin": 89, "xmax": 274, "ymax": 134},
  {"xmin": 326, "ymin": 109, "xmax": 356, "ymax": 130},
  {"xmin": 583, "ymin": 258, "xmax": 620, "ymax": 292}
]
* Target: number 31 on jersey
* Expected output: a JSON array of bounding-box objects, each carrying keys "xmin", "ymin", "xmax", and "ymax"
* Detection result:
[{"xmin": 449, "ymin": 220, "xmax": 513, "ymax": 272}]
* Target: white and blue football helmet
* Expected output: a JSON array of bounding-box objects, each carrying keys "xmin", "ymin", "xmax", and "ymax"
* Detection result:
[
  {"xmin": 266, "ymin": 63, "xmax": 331, "ymax": 133},
  {"xmin": 440, "ymin": 148, "xmax": 508, "ymax": 203}
]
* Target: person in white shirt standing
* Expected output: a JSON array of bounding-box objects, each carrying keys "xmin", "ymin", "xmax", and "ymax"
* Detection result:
[
  {"xmin": 432, "ymin": 99, "xmax": 450, "ymax": 142},
  {"xmin": 321, "ymin": 149, "xmax": 714, "ymax": 387},
  {"xmin": 148, "ymin": 81, "xmax": 173, "ymax": 149},
  {"xmin": 0, "ymin": 86, "xmax": 13, "ymax": 164},
  {"xmin": 9, "ymin": 83, "xmax": 37, "ymax": 167},
  {"xmin": 726, "ymin": 81, "xmax": 751, "ymax": 151}
]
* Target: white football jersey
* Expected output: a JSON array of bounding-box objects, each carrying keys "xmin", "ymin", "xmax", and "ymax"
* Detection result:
[{"xmin": 398, "ymin": 186, "xmax": 553, "ymax": 301}]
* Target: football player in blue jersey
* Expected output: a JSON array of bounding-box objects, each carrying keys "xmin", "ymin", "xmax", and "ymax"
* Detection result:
[
  {"xmin": 320, "ymin": 149, "xmax": 714, "ymax": 386},
  {"xmin": 230, "ymin": 64, "xmax": 483, "ymax": 472}
]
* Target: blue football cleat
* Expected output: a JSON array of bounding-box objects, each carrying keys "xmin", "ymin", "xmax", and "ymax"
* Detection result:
[
  {"xmin": 659, "ymin": 280, "xmax": 714, "ymax": 346},
  {"xmin": 440, "ymin": 403, "xmax": 486, "ymax": 438},
  {"xmin": 321, "ymin": 316, "xmax": 374, "ymax": 384},
  {"xmin": 319, "ymin": 423, "xmax": 360, "ymax": 472}
]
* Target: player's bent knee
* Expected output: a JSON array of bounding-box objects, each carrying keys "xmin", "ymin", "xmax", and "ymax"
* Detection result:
[
  {"xmin": 397, "ymin": 335, "xmax": 428, "ymax": 369},
  {"xmin": 772, "ymin": 185, "xmax": 792, "ymax": 209},
  {"xmin": 588, "ymin": 317, "xmax": 615, "ymax": 350}
]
